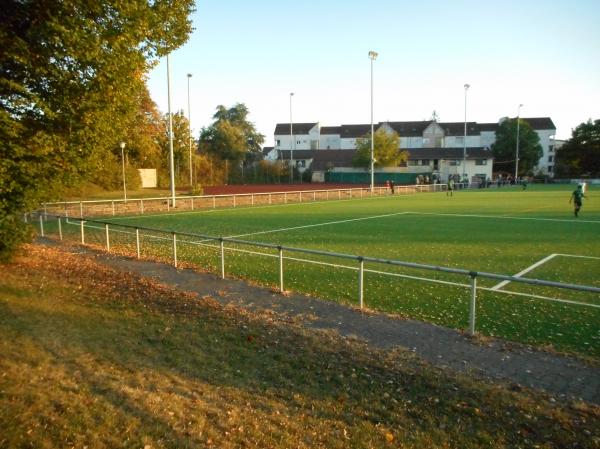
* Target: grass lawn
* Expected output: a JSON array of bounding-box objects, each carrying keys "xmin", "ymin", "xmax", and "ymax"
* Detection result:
[
  {"xmin": 1, "ymin": 244, "xmax": 599, "ymax": 448},
  {"xmin": 43, "ymin": 184, "xmax": 600, "ymax": 357}
]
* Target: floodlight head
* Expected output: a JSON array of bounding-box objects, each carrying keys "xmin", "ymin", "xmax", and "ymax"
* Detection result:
[
  {"xmin": 290, "ymin": 92, "xmax": 294, "ymax": 96},
  {"xmin": 368, "ymin": 50, "xmax": 378, "ymax": 60},
  {"xmin": 464, "ymin": 83, "xmax": 470, "ymax": 90},
  {"xmin": 119, "ymin": 142, "xmax": 125, "ymax": 149},
  {"xmin": 187, "ymin": 73, "xmax": 192, "ymax": 78}
]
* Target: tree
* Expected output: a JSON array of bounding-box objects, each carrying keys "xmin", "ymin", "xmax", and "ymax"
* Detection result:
[
  {"xmin": 353, "ymin": 128, "xmax": 407, "ymax": 168},
  {"xmin": 158, "ymin": 110, "xmax": 193, "ymax": 185},
  {"xmin": 0, "ymin": 0, "xmax": 194, "ymax": 260},
  {"xmin": 199, "ymin": 103, "xmax": 265, "ymax": 164},
  {"xmin": 491, "ymin": 119, "xmax": 542, "ymax": 175},
  {"xmin": 555, "ymin": 119, "xmax": 600, "ymax": 177}
]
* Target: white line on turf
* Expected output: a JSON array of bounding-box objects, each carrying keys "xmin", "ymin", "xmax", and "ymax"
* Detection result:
[
  {"xmin": 556, "ymin": 253, "xmax": 600, "ymax": 260},
  {"xmin": 405, "ymin": 211, "xmax": 600, "ymax": 224},
  {"xmin": 491, "ymin": 254, "xmax": 559, "ymax": 291},
  {"xmin": 224, "ymin": 212, "xmax": 412, "ymax": 239}
]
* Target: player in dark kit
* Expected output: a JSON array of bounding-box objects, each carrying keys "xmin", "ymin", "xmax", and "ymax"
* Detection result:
[{"xmin": 569, "ymin": 185, "xmax": 586, "ymax": 217}]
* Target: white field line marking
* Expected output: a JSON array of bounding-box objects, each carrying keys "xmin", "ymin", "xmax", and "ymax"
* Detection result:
[
  {"xmin": 556, "ymin": 253, "xmax": 600, "ymax": 260},
  {"xmin": 406, "ymin": 211, "xmax": 600, "ymax": 224},
  {"xmin": 224, "ymin": 212, "xmax": 411, "ymax": 239},
  {"xmin": 491, "ymin": 254, "xmax": 559, "ymax": 291}
]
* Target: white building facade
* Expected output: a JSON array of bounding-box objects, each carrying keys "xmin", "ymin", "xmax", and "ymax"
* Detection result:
[{"xmin": 272, "ymin": 117, "xmax": 557, "ymax": 178}]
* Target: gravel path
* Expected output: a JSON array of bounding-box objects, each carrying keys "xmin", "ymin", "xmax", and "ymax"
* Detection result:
[{"xmin": 41, "ymin": 239, "xmax": 600, "ymax": 405}]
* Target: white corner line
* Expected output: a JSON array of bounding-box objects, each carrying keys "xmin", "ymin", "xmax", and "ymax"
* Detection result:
[{"xmin": 491, "ymin": 254, "xmax": 559, "ymax": 291}]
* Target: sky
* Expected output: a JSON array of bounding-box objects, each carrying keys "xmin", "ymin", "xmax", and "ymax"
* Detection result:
[{"xmin": 146, "ymin": 0, "xmax": 600, "ymax": 145}]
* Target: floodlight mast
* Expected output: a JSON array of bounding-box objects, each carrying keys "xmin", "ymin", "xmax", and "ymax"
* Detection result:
[
  {"xmin": 167, "ymin": 54, "xmax": 176, "ymax": 207},
  {"xmin": 369, "ymin": 50, "xmax": 378, "ymax": 192},
  {"xmin": 290, "ymin": 92, "xmax": 294, "ymax": 183},
  {"xmin": 463, "ymin": 83, "xmax": 470, "ymax": 180},
  {"xmin": 120, "ymin": 141, "xmax": 127, "ymax": 202},
  {"xmin": 187, "ymin": 73, "xmax": 193, "ymax": 187},
  {"xmin": 515, "ymin": 103, "xmax": 523, "ymax": 181}
]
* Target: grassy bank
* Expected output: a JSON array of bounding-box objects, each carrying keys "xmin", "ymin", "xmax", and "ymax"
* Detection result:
[{"xmin": 1, "ymin": 244, "xmax": 598, "ymax": 448}]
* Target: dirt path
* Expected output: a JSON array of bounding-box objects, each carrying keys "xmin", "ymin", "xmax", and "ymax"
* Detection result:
[{"xmin": 39, "ymin": 239, "xmax": 600, "ymax": 405}]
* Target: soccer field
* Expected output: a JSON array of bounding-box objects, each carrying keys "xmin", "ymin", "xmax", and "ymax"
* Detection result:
[{"xmin": 59, "ymin": 184, "xmax": 600, "ymax": 356}]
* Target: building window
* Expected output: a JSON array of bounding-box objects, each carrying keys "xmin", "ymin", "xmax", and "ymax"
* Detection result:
[
  {"xmin": 408, "ymin": 160, "xmax": 419, "ymax": 166},
  {"xmin": 296, "ymin": 160, "xmax": 306, "ymax": 168},
  {"xmin": 475, "ymin": 159, "xmax": 487, "ymax": 166},
  {"xmin": 296, "ymin": 140, "xmax": 301, "ymax": 145},
  {"xmin": 455, "ymin": 136, "xmax": 464, "ymax": 144},
  {"xmin": 448, "ymin": 160, "xmax": 461, "ymax": 166},
  {"xmin": 276, "ymin": 139, "xmax": 280, "ymax": 146},
  {"xmin": 420, "ymin": 159, "xmax": 430, "ymax": 166},
  {"xmin": 548, "ymin": 155, "xmax": 553, "ymax": 163},
  {"xmin": 549, "ymin": 145, "xmax": 554, "ymax": 153},
  {"xmin": 548, "ymin": 165, "xmax": 553, "ymax": 173}
]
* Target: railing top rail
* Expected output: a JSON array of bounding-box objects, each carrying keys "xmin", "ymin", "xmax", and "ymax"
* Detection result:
[
  {"xmin": 42, "ymin": 184, "xmax": 442, "ymax": 206},
  {"xmin": 41, "ymin": 213, "xmax": 600, "ymax": 295}
]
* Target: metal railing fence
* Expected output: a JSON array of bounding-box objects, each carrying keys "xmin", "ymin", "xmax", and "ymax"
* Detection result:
[
  {"xmin": 42, "ymin": 184, "xmax": 450, "ymax": 218},
  {"xmin": 31, "ymin": 212, "xmax": 600, "ymax": 345}
]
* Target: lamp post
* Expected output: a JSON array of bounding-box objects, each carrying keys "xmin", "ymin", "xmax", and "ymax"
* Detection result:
[
  {"xmin": 166, "ymin": 54, "xmax": 176, "ymax": 207},
  {"xmin": 462, "ymin": 83, "xmax": 470, "ymax": 180},
  {"xmin": 515, "ymin": 103, "xmax": 523, "ymax": 181},
  {"xmin": 369, "ymin": 50, "xmax": 378, "ymax": 192},
  {"xmin": 187, "ymin": 73, "xmax": 193, "ymax": 188},
  {"xmin": 289, "ymin": 92, "xmax": 294, "ymax": 183},
  {"xmin": 120, "ymin": 141, "xmax": 127, "ymax": 202}
]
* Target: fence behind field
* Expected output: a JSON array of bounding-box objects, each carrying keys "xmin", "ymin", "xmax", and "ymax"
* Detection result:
[
  {"xmin": 31, "ymin": 212, "xmax": 600, "ymax": 344},
  {"xmin": 43, "ymin": 184, "xmax": 451, "ymax": 218}
]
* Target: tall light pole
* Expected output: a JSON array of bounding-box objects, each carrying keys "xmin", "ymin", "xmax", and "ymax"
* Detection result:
[
  {"xmin": 515, "ymin": 103, "xmax": 523, "ymax": 181},
  {"xmin": 120, "ymin": 141, "xmax": 127, "ymax": 202},
  {"xmin": 369, "ymin": 50, "xmax": 378, "ymax": 192},
  {"xmin": 463, "ymin": 83, "xmax": 470, "ymax": 180},
  {"xmin": 166, "ymin": 54, "xmax": 176, "ymax": 207},
  {"xmin": 187, "ymin": 73, "xmax": 193, "ymax": 187},
  {"xmin": 289, "ymin": 92, "xmax": 294, "ymax": 183}
]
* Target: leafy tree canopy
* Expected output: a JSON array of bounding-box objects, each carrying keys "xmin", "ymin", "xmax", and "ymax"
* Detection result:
[
  {"xmin": 199, "ymin": 103, "xmax": 265, "ymax": 161},
  {"xmin": 0, "ymin": 0, "xmax": 194, "ymax": 260},
  {"xmin": 555, "ymin": 119, "xmax": 600, "ymax": 177},
  {"xmin": 491, "ymin": 119, "xmax": 542, "ymax": 175},
  {"xmin": 353, "ymin": 128, "xmax": 407, "ymax": 168}
]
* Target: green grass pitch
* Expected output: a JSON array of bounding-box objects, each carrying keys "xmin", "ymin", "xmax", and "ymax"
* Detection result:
[{"xmin": 62, "ymin": 184, "xmax": 600, "ymax": 357}]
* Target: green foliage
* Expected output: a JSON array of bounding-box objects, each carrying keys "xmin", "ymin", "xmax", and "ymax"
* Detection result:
[
  {"xmin": 353, "ymin": 128, "xmax": 407, "ymax": 168},
  {"xmin": 199, "ymin": 104, "xmax": 265, "ymax": 163},
  {"xmin": 555, "ymin": 119, "xmax": 600, "ymax": 177},
  {"xmin": 0, "ymin": 0, "xmax": 194, "ymax": 260},
  {"xmin": 492, "ymin": 119, "xmax": 543, "ymax": 175}
]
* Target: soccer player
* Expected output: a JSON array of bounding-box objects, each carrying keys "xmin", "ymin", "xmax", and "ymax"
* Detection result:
[
  {"xmin": 447, "ymin": 178, "xmax": 454, "ymax": 197},
  {"xmin": 569, "ymin": 184, "xmax": 587, "ymax": 217}
]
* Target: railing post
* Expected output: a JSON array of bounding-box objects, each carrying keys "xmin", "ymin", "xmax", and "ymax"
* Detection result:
[
  {"xmin": 105, "ymin": 223, "xmax": 110, "ymax": 252},
  {"xmin": 233, "ymin": 195, "xmax": 236, "ymax": 208},
  {"xmin": 313, "ymin": 191, "xmax": 316, "ymax": 201},
  {"xmin": 220, "ymin": 238, "xmax": 225, "ymax": 279},
  {"xmin": 279, "ymin": 246, "xmax": 284, "ymax": 293},
  {"xmin": 252, "ymin": 194, "xmax": 255, "ymax": 206},
  {"xmin": 213, "ymin": 196, "xmax": 216, "ymax": 209},
  {"xmin": 167, "ymin": 199, "xmax": 170, "ymax": 211},
  {"xmin": 172, "ymin": 233, "xmax": 178, "ymax": 268},
  {"xmin": 79, "ymin": 201, "xmax": 83, "ymax": 218},
  {"xmin": 111, "ymin": 201, "xmax": 115, "ymax": 216},
  {"xmin": 136, "ymin": 228, "xmax": 140, "ymax": 259},
  {"xmin": 338, "ymin": 189, "xmax": 341, "ymax": 199},
  {"xmin": 299, "ymin": 191, "xmax": 302, "ymax": 202},
  {"xmin": 23, "ymin": 213, "xmax": 28, "ymax": 223},
  {"xmin": 191, "ymin": 197, "xmax": 194, "ymax": 211},
  {"xmin": 326, "ymin": 190, "xmax": 329, "ymax": 200},
  {"xmin": 269, "ymin": 193, "xmax": 272, "ymax": 205},
  {"xmin": 469, "ymin": 272, "xmax": 478, "ymax": 336},
  {"xmin": 284, "ymin": 192, "xmax": 287, "ymax": 203},
  {"xmin": 358, "ymin": 257, "xmax": 364, "ymax": 309},
  {"xmin": 80, "ymin": 220, "xmax": 85, "ymax": 244},
  {"xmin": 58, "ymin": 217, "xmax": 62, "ymax": 240},
  {"xmin": 140, "ymin": 199, "xmax": 144, "ymax": 214},
  {"xmin": 43, "ymin": 205, "xmax": 48, "ymax": 221},
  {"xmin": 39, "ymin": 214, "xmax": 45, "ymax": 237}
]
